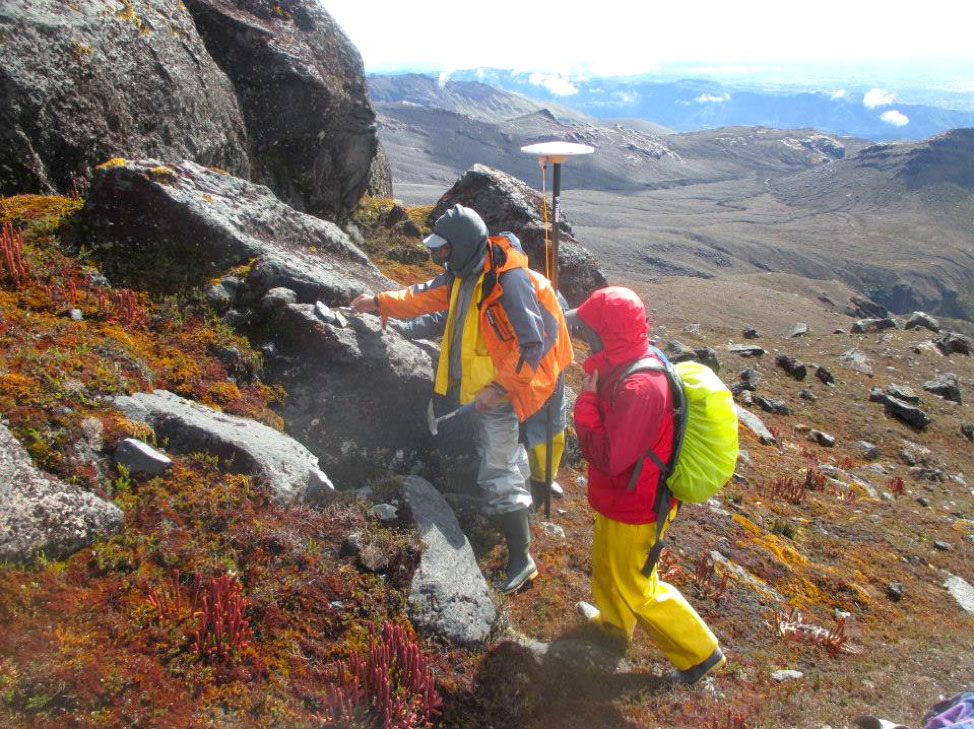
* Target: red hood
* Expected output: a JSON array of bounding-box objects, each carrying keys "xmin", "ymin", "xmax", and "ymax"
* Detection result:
[{"xmin": 577, "ymin": 287, "xmax": 651, "ymax": 372}]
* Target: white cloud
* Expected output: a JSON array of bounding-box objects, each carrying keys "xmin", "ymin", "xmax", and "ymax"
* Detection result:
[
  {"xmin": 695, "ymin": 93, "xmax": 731, "ymax": 103},
  {"xmin": 863, "ymin": 88, "xmax": 895, "ymax": 108},
  {"xmin": 528, "ymin": 72, "xmax": 579, "ymax": 96},
  {"xmin": 688, "ymin": 65, "xmax": 750, "ymax": 75},
  {"xmin": 830, "ymin": 89, "xmax": 847, "ymax": 100},
  {"xmin": 437, "ymin": 70, "xmax": 452, "ymax": 88},
  {"xmin": 881, "ymin": 109, "xmax": 910, "ymax": 126}
]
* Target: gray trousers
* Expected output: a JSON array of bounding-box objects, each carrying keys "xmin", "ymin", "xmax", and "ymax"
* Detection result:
[{"xmin": 472, "ymin": 402, "xmax": 532, "ymax": 515}]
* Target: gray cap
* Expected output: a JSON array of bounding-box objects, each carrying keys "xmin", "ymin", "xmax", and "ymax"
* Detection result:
[{"xmin": 422, "ymin": 232, "xmax": 449, "ymax": 249}]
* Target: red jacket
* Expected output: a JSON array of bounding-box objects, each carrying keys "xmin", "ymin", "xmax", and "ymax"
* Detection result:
[{"xmin": 572, "ymin": 288, "xmax": 675, "ymax": 524}]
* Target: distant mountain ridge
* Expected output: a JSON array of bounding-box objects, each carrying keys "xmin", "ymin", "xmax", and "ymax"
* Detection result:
[
  {"xmin": 378, "ymin": 69, "xmax": 974, "ymax": 142},
  {"xmin": 367, "ymin": 73, "xmax": 591, "ymax": 124}
]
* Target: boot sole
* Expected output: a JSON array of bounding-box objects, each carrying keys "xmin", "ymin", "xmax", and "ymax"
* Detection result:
[{"xmin": 499, "ymin": 567, "xmax": 539, "ymax": 594}]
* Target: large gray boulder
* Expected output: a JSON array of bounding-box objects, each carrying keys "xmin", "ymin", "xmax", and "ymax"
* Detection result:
[
  {"xmin": 431, "ymin": 164, "xmax": 607, "ymax": 305},
  {"xmin": 261, "ymin": 305, "xmax": 437, "ymax": 485},
  {"xmin": 0, "ymin": 0, "xmax": 249, "ymax": 195},
  {"xmin": 183, "ymin": 0, "xmax": 385, "ymax": 219},
  {"xmin": 403, "ymin": 476, "xmax": 495, "ymax": 646},
  {"xmin": 113, "ymin": 390, "xmax": 334, "ymax": 503},
  {"xmin": 0, "ymin": 424, "xmax": 122, "ymax": 563},
  {"xmin": 78, "ymin": 159, "xmax": 389, "ymax": 301}
]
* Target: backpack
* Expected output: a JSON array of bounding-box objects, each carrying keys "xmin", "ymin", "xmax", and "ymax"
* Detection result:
[{"xmin": 613, "ymin": 347, "xmax": 739, "ymax": 575}]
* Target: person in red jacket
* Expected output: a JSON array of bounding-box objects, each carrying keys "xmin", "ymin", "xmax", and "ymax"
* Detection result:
[{"xmin": 570, "ymin": 286, "xmax": 725, "ymax": 686}]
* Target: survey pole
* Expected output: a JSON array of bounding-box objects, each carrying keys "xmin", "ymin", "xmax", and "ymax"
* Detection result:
[{"xmin": 519, "ymin": 141, "xmax": 594, "ymax": 518}]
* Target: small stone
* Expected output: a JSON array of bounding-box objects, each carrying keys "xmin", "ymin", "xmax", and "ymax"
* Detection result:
[
  {"xmin": 114, "ymin": 438, "xmax": 172, "ymax": 476},
  {"xmin": 540, "ymin": 522, "xmax": 566, "ymax": 539},
  {"xmin": 809, "ymin": 430, "xmax": 835, "ymax": 447},
  {"xmin": 815, "ymin": 366, "xmax": 835, "ymax": 385},
  {"xmin": 776, "ymin": 354, "xmax": 807, "ymax": 380},
  {"xmin": 771, "ymin": 669, "xmax": 804, "ymax": 682},
  {"xmin": 886, "ymin": 582, "xmax": 904, "ymax": 601},
  {"xmin": 260, "ymin": 286, "xmax": 298, "ymax": 312},
  {"xmin": 742, "ymin": 328, "xmax": 760, "ymax": 339},
  {"xmin": 206, "ymin": 282, "xmax": 232, "ymax": 312},
  {"xmin": 787, "ymin": 323, "xmax": 809, "ymax": 338},
  {"xmin": 859, "ymin": 441, "xmax": 881, "ymax": 460},
  {"xmin": 683, "ymin": 323, "xmax": 701, "ymax": 335},
  {"xmin": 934, "ymin": 540, "xmax": 952, "ymax": 551},
  {"xmin": 917, "ymin": 496, "xmax": 930, "ymax": 507},
  {"xmin": 370, "ymin": 503, "xmax": 398, "ymax": 522},
  {"xmin": 799, "ymin": 388, "xmax": 818, "ymax": 402},
  {"xmin": 69, "ymin": 308, "xmax": 84, "ymax": 321},
  {"xmin": 963, "ymin": 423, "xmax": 974, "ymax": 442}
]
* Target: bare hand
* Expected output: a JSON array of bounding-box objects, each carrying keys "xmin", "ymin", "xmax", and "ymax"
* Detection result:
[
  {"xmin": 581, "ymin": 370, "xmax": 599, "ymax": 393},
  {"xmin": 350, "ymin": 293, "xmax": 378, "ymax": 314},
  {"xmin": 474, "ymin": 384, "xmax": 507, "ymax": 411}
]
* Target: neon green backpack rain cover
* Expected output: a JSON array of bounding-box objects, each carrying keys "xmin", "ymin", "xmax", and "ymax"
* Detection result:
[
  {"xmin": 617, "ymin": 353, "xmax": 739, "ymax": 503},
  {"xmin": 668, "ymin": 361, "xmax": 739, "ymax": 502}
]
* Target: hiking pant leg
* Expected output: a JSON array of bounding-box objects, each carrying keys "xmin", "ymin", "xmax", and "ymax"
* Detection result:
[
  {"xmin": 473, "ymin": 402, "xmax": 532, "ymax": 515},
  {"xmin": 591, "ymin": 512, "xmax": 719, "ymax": 670},
  {"xmin": 522, "ymin": 375, "xmax": 567, "ymax": 482}
]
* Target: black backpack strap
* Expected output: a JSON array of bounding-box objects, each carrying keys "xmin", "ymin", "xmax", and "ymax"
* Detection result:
[{"xmin": 612, "ymin": 353, "xmax": 689, "ymax": 577}]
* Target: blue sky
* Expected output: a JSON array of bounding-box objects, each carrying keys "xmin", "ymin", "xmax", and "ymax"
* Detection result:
[{"xmin": 324, "ymin": 0, "xmax": 974, "ymax": 77}]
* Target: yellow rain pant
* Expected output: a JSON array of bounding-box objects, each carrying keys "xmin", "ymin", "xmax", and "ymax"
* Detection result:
[
  {"xmin": 591, "ymin": 511, "xmax": 719, "ymax": 670},
  {"xmin": 527, "ymin": 430, "xmax": 565, "ymax": 483}
]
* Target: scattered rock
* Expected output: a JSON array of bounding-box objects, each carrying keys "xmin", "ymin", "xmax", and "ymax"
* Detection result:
[
  {"xmin": 799, "ymin": 388, "xmax": 818, "ymax": 402},
  {"xmin": 887, "ymin": 384, "xmax": 920, "ymax": 403},
  {"xmin": 841, "ymin": 349, "xmax": 873, "ymax": 376},
  {"xmin": 786, "ymin": 323, "xmax": 808, "ymax": 338},
  {"xmin": 0, "ymin": 424, "xmax": 122, "ymax": 564},
  {"xmin": 859, "ymin": 441, "xmax": 881, "ymax": 460},
  {"xmin": 851, "ymin": 317, "xmax": 898, "ymax": 333},
  {"xmin": 944, "ymin": 574, "xmax": 974, "ymax": 613},
  {"xmin": 742, "ymin": 328, "xmax": 760, "ymax": 339},
  {"xmin": 771, "ymin": 669, "xmax": 804, "ymax": 682},
  {"xmin": 69, "ymin": 308, "xmax": 84, "ymax": 321},
  {"xmin": 886, "ymin": 582, "xmax": 904, "ymax": 601},
  {"xmin": 728, "ymin": 344, "xmax": 765, "ymax": 358},
  {"xmin": 695, "ymin": 347, "xmax": 721, "ymax": 373},
  {"xmin": 833, "ymin": 328, "xmax": 847, "ymax": 335},
  {"xmin": 815, "ymin": 366, "xmax": 835, "ymax": 385},
  {"xmin": 963, "ymin": 423, "xmax": 974, "ymax": 442},
  {"xmin": 933, "ymin": 540, "xmax": 952, "ymax": 551},
  {"xmin": 403, "ymin": 476, "xmax": 495, "ymax": 646},
  {"xmin": 666, "ymin": 340, "xmax": 697, "ymax": 363},
  {"xmin": 917, "ymin": 496, "xmax": 930, "ymax": 508},
  {"xmin": 740, "ymin": 368, "xmax": 761, "ymax": 390},
  {"xmin": 113, "ymin": 390, "xmax": 334, "ymax": 504},
  {"xmin": 775, "ymin": 354, "xmax": 807, "ymax": 380},
  {"xmin": 735, "ymin": 406, "xmax": 776, "ymax": 444},
  {"xmin": 113, "ymin": 438, "xmax": 172, "ymax": 477},
  {"xmin": 683, "ymin": 323, "xmax": 700, "ymax": 335},
  {"xmin": 871, "ymin": 392, "xmax": 932, "ymax": 430},
  {"xmin": 755, "ymin": 396, "xmax": 790, "ymax": 415},
  {"xmin": 540, "ymin": 521, "xmax": 566, "ymax": 539},
  {"xmin": 923, "ymin": 373, "xmax": 962, "ymax": 404},
  {"xmin": 935, "ymin": 332, "xmax": 973, "ymax": 356},
  {"xmin": 905, "ymin": 311, "xmax": 940, "ymax": 332},
  {"xmin": 809, "ymin": 430, "xmax": 835, "ymax": 447}
]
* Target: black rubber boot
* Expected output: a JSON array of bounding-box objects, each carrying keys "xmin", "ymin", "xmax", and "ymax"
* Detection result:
[
  {"xmin": 669, "ymin": 648, "xmax": 726, "ymax": 686},
  {"xmin": 496, "ymin": 507, "xmax": 538, "ymax": 593}
]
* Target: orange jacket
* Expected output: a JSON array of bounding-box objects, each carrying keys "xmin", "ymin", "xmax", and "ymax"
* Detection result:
[{"xmin": 377, "ymin": 234, "xmax": 573, "ymax": 421}]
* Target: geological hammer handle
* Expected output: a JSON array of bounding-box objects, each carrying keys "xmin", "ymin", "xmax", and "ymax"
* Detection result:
[{"xmin": 439, "ymin": 402, "xmax": 476, "ymax": 424}]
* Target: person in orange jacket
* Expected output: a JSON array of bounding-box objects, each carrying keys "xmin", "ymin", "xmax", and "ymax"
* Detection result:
[
  {"xmin": 569, "ymin": 286, "xmax": 724, "ymax": 685},
  {"xmin": 351, "ymin": 204, "xmax": 572, "ymax": 592}
]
